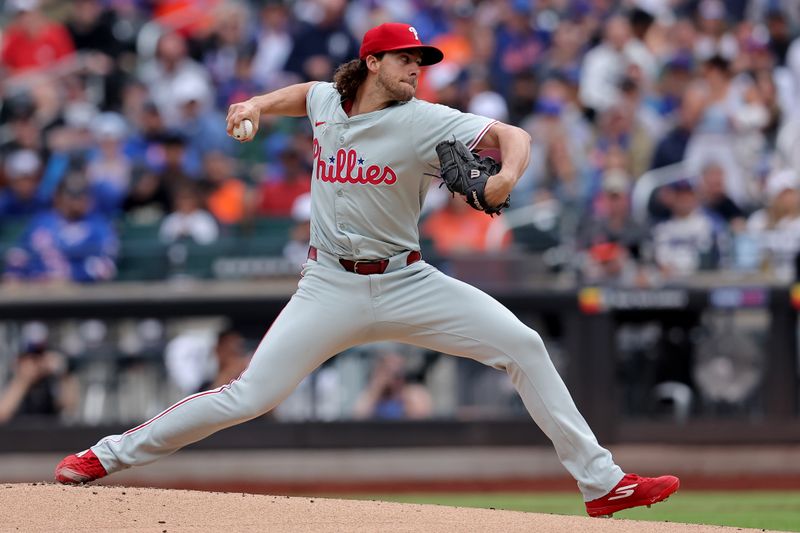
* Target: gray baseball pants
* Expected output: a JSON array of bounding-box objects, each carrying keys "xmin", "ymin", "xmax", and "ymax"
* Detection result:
[{"xmin": 93, "ymin": 252, "xmax": 624, "ymax": 500}]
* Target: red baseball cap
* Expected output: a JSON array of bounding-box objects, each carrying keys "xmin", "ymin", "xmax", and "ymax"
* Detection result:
[{"xmin": 359, "ymin": 23, "xmax": 444, "ymax": 66}]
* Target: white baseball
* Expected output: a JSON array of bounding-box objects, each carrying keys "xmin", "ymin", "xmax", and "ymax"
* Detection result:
[{"xmin": 232, "ymin": 119, "xmax": 254, "ymax": 141}]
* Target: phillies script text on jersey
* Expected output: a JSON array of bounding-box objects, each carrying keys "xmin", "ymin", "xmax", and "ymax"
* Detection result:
[{"xmin": 313, "ymin": 139, "xmax": 397, "ymax": 185}]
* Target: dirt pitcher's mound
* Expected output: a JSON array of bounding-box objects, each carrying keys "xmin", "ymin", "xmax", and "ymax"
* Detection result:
[{"xmin": 0, "ymin": 484, "xmax": 777, "ymax": 533}]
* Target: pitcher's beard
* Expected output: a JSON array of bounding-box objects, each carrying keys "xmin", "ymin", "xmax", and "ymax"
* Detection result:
[{"xmin": 377, "ymin": 71, "xmax": 416, "ymax": 102}]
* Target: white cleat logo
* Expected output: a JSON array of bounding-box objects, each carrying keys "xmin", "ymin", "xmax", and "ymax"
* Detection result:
[
  {"xmin": 76, "ymin": 449, "xmax": 90, "ymax": 457},
  {"xmin": 607, "ymin": 483, "xmax": 638, "ymax": 501}
]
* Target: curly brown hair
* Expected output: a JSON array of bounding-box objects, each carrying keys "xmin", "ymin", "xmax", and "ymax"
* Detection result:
[{"xmin": 332, "ymin": 54, "xmax": 384, "ymax": 102}]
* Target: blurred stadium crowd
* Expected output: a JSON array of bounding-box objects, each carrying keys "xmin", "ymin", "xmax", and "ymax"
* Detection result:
[{"xmin": 1, "ymin": 0, "xmax": 800, "ymax": 286}]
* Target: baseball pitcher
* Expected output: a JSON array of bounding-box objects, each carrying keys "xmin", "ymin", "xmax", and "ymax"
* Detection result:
[{"xmin": 55, "ymin": 23, "xmax": 679, "ymax": 518}]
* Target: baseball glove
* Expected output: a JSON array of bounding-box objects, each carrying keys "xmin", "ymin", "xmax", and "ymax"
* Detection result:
[{"xmin": 435, "ymin": 139, "xmax": 510, "ymax": 216}]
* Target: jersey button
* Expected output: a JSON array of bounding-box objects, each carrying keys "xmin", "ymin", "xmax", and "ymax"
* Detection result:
[
  {"xmin": 355, "ymin": 248, "xmax": 360, "ymax": 254},
  {"xmin": 338, "ymin": 223, "xmax": 346, "ymax": 230},
  {"xmin": 338, "ymin": 136, "xmax": 345, "ymax": 143},
  {"xmin": 336, "ymin": 190, "xmax": 343, "ymax": 197}
]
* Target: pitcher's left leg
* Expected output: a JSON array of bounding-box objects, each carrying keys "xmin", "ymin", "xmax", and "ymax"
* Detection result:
[{"xmin": 377, "ymin": 263, "xmax": 623, "ymax": 501}]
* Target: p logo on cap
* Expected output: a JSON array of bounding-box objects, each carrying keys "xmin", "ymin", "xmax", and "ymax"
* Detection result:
[{"xmin": 359, "ymin": 23, "xmax": 444, "ymax": 66}]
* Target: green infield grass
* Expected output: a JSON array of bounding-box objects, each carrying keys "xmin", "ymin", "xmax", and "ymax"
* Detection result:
[{"xmin": 344, "ymin": 491, "xmax": 800, "ymax": 532}]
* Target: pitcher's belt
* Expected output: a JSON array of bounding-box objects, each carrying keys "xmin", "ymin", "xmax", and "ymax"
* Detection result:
[{"xmin": 307, "ymin": 246, "xmax": 421, "ymax": 275}]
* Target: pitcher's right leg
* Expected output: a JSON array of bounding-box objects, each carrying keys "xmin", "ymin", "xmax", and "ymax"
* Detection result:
[
  {"xmin": 57, "ymin": 264, "xmax": 373, "ymax": 481},
  {"xmin": 375, "ymin": 262, "xmax": 624, "ymax": 501}
]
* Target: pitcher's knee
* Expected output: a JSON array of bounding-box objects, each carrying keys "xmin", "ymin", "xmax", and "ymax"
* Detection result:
[
  {"xmin": 489, "ymin": 328, "xmax": 548, "ymax": 368},
  {"xmin": 223, "ymin": 381, "xmax": 282, "ymax": 421},
  {"xmin": 506, "ymin": 328, "xmax": 546, "ymax": 356}
]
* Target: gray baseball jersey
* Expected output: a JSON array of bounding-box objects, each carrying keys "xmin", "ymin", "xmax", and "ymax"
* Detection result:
[
  {"xmin": 306, "ymin": 82, "xmax": 496, "ymax": 259},
  {"xmin": 89, "ymin": 82, "xmax": 624, "ymax": 502}
]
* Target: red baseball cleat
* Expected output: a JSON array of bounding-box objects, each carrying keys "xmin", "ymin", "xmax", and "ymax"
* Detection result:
[
  {"xmin": 585, "ymin": 473, "xmax": 680, "ymax": 517},
  {"xmin": 54, "ymin": 449, "xmax": 108, "ymax": 484}
]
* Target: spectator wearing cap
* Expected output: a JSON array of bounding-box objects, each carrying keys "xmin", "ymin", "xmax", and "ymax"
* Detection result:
[
  {"xmin": 45, "ymin": 96, "xmax": 99, "ymax": 161},
  {"xmin": 137, "ymin": 32, "xmax": 213, "ymax": 129},
  {"xmin": 123, "ymin": 100, "xmax": 167, "ymax": 169},
  {"xmin": 650, "ymin": 85, "xmax": 705, "ymax": 170},
  {"xmin": 652, "ymin": 53, "xmax": 694, "ymax": 119},
  {"xmin": 216, "ymin": 46, "xmax": 263, "ymax": 112},
  {"xmin": 694, "ymin": 0, "xmax": 738, "ymax": 62},
  {"xmin": 577, "ymin": 169, "xmax": 655, "ymax": 287},
  {"xmin": 0, "ymin": 149, "xmax": 49, "ymax": 219},
  {"xmin": 4, "ymin": 174, "xmax": 118, "ymax": 283},
  {"xmin": 745, "ymin": 168, "xmax": 800, "ymax": 281},
  {"xmin": 591, "ymin": 101, "xmax": 655, "ymax": 190},
  {"xmin": 581, "ymin": 240, "xmax": 652, "ymax": 288},
  {"xmin": 651, "ymin": 178, "xmax": 719, "ymax": 278},
  {"xmin": 521, "ymin": 77, "xmax": 593, "ymax": 204},
  {"xmin": 697, "ymin": 162, "xmax": 746, "ymax": 230},
  {"xmin": 158, "ymin": 181, "xmax": 219, "ymax": 245},
  {"xmin": 173, "ymin": 77, "xmax": 236, "ymax": 159},
  {"xmin": 578, "ymin": 169, "xmax": 647, "ymax": 260},
  {"xmin": 0, "ymin": 0, "xmax": 75, "ymax": 73},
  {"xmin": 123, "ymin": 131, "xmax": 192, "ymax": 223}
]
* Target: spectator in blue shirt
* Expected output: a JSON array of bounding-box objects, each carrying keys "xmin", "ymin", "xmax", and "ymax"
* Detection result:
[{"xmin": 4, "ymin": 174, "xmax": 118, "ymax": 283}]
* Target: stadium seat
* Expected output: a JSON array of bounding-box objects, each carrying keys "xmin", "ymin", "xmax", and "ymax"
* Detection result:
[
  {"xmin": 0, "ymin": 218, "xmax": 30, "ymax": 272},
  {"xmin": 115, "ymin": 221, "xmax": 168, "ymax": 281},
  {"xmin": 234, "ymin": 217, "xmax": 295, "ymax": 257}
]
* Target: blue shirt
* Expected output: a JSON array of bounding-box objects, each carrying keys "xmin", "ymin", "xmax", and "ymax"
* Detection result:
[{"xmin": 4, "ymin": 211, "xmax": 119, "ymax": 282}]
